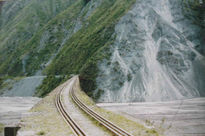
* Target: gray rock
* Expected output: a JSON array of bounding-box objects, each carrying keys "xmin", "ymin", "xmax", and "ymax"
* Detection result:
[{"xmin": 96, "ymin": 0, "xmax": 205, "ymax": 102}]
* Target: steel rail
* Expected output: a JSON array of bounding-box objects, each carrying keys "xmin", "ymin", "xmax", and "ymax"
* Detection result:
[
  {"xmin": 70, "ymin": 84, "xmax": 134, "ymax": 136},
  {"xmin": 55, "ymin": 85, "xmax": 86, "ymax": 136}
]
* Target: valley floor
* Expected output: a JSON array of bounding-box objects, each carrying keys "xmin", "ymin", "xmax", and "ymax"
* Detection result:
[
  {"xmin": 97, "ymin": 98, "xmax": 205, "ymax": 136},
  {"xmin": 0, "ymin": 97, "xmax": 40, "ymax": 126},
  {"xmin": 0, "ymin": 97, "xmax": 40, "ymax": 136}
]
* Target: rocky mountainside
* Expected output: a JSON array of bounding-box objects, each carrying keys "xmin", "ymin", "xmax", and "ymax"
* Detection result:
[
  {"xmin": 0, "ymin": 0, "xmax": 204, "ymax": 102},
  {"xmin": 95, "ymin": 0, "xmax": 205, "ymax": 102},
  {"xmin": 0, "ymin": 0, "xmax": 136, "ymax": 97}
]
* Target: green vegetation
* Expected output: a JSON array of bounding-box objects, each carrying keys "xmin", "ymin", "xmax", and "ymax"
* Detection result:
[
  {"xmin": 73, "ymin": 79, "xmax": 162, "ymax": 135},
  {"xmin": 19, "ymin": 85, "xmax": 73, "ymax": 136},
  {"xmin": 0, "ymin": 0, "xmax": 136, "ymax": 97},
  {"xmin": 37, "ymin": 131, "xmax": 45, "ymax": 135},
  {"xmin": 0, "ymin": 0, "xmax": 76, "ymax": 76},
  {"xmin": 46, "ymin": 0, "xmax": 136, "ymax": 98},
  {"xmin": 35, "ymin": 75, "xmax": 65, "ymax": 97},
  {"xmin": 17, "ymin": 0, "xmax": 84, "ymax": 76},
  {"xmin": 84, "ymin": 0, "xmax": 91, "ymax": 4},
  {"xmin": 0, "ymin": 77, "xmax": 11, "ymax": 94},
  {"xmin": 0, "ymin": 77, "xmax": 2, "ymax": 88},
  {"xmin": 182, "ymin": 0, "xmax": 205, "ymax": 54},
  {"xmin": 0, "ymin": 123, "xmax": 3, "ymax": 133},
  {"xmin": 182, "ymin": 0, "xmax": 205, "ymax": 27},
  {"xmin": 0, "ymin": 76, "xmax": 26, "ymax": 95}
]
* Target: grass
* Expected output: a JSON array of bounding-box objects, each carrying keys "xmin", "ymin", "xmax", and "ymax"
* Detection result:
[
  {"xmin": 13, "ymin": 76, "xmax": 25, "ymax": 81},
  {"xmin": 37, "ymin": 131, "xmax": 45, "ymax": 135},
  {"xmin": 19, "ymin": 83, "xmax": 73, "ymax": 136},
  {"xmin": 66, "ymin": 82, "xmax": 113, "ymax": 135},
  {"xmin": 20, "ymin": 79, "xmax": 113, "ymax": 136},
  {"xmin": 45, "ymin": 0, "xmax": 136, "ymax": 97},
  {"xmin": 17, "ymin": 0, "xmax": 84, "ymax": 76},
  {"xmin": 35, "ymin": 75, "xmax": 65, "ymax": 97},
  {"xmin": 73, "ymin": 77, "xmax": 162, "ymax": 136},
  {"xmin": 0, "ymin": 0, "xmax": 76, "ymax": 76},
  {"xmin": 0, "ymin": 123, "xmax": 4, "ymax": 133},
  {"xmin": 19, "ymin": 77, "xmax": 162, "ymax": 136},
  {"xmin": 0, "ymin": 0, "xmax": 137, "ymax": 98}
]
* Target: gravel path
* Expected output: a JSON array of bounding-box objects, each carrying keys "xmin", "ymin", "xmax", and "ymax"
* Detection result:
[{"xmin": 62, "ymin": 77, "xmax": 111, "ymax": 136}]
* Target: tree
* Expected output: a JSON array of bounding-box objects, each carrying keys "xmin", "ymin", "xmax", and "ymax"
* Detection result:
[{"xmin": 84, "ymin": 0, "xmax": 90, "ymax": 4}]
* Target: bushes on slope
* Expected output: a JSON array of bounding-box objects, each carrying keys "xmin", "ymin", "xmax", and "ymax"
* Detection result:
[
  {"xmin": 45, "ymin": 0, "xmax": 136, "ymax": 99},
  {"xmin": 35, "ymin": 75, "xmax": 65, "ymax": 97}
]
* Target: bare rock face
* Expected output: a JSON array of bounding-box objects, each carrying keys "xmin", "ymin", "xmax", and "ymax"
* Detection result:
[
  {"xmin": 1, "ymin": 76, "xmax": 45, "ymax": 97},
  {"xmin": 96, "ymin": 0, "xmax": 205, "ymax": 102}
]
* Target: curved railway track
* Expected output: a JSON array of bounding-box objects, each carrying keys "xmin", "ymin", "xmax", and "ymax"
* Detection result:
[
  {"xmin": 56, "ymin": 77, "xmax": 133, "ymax": 136},
  {"xmin": 55, "ymin": 85, "xmax": 86, "ymax": 136}
]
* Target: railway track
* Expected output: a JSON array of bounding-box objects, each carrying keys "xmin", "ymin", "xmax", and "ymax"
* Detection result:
[
  {"xmin": 55, "ymin": 85, "xmax": 86, "ymax": 136},
  {"xmin": 56, "ymin": 77, "xmax": 133, "ymax": 136}
]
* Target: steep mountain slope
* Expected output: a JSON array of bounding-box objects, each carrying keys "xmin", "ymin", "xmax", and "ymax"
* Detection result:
[
  {"xmin": 95, "ymin": 0, "xmax": 205, "ymax": 102},
  {"xmin": 46, "ymin": 0, "xmax": 205, "ymax": 102},
  {"xmin": 45, "ymin": 0, "xmax": 136, "ymax": 94},
  {"xmin": 0, "ymin": 0, "xmax": 75, "ymax": 76},
  {"xmin": 0, "ymin": 0, "xmax": 136, "ymax": 97},
  {"xmin": 0, "ymin": 0, "xmax": 204, "ymax": 102}
]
